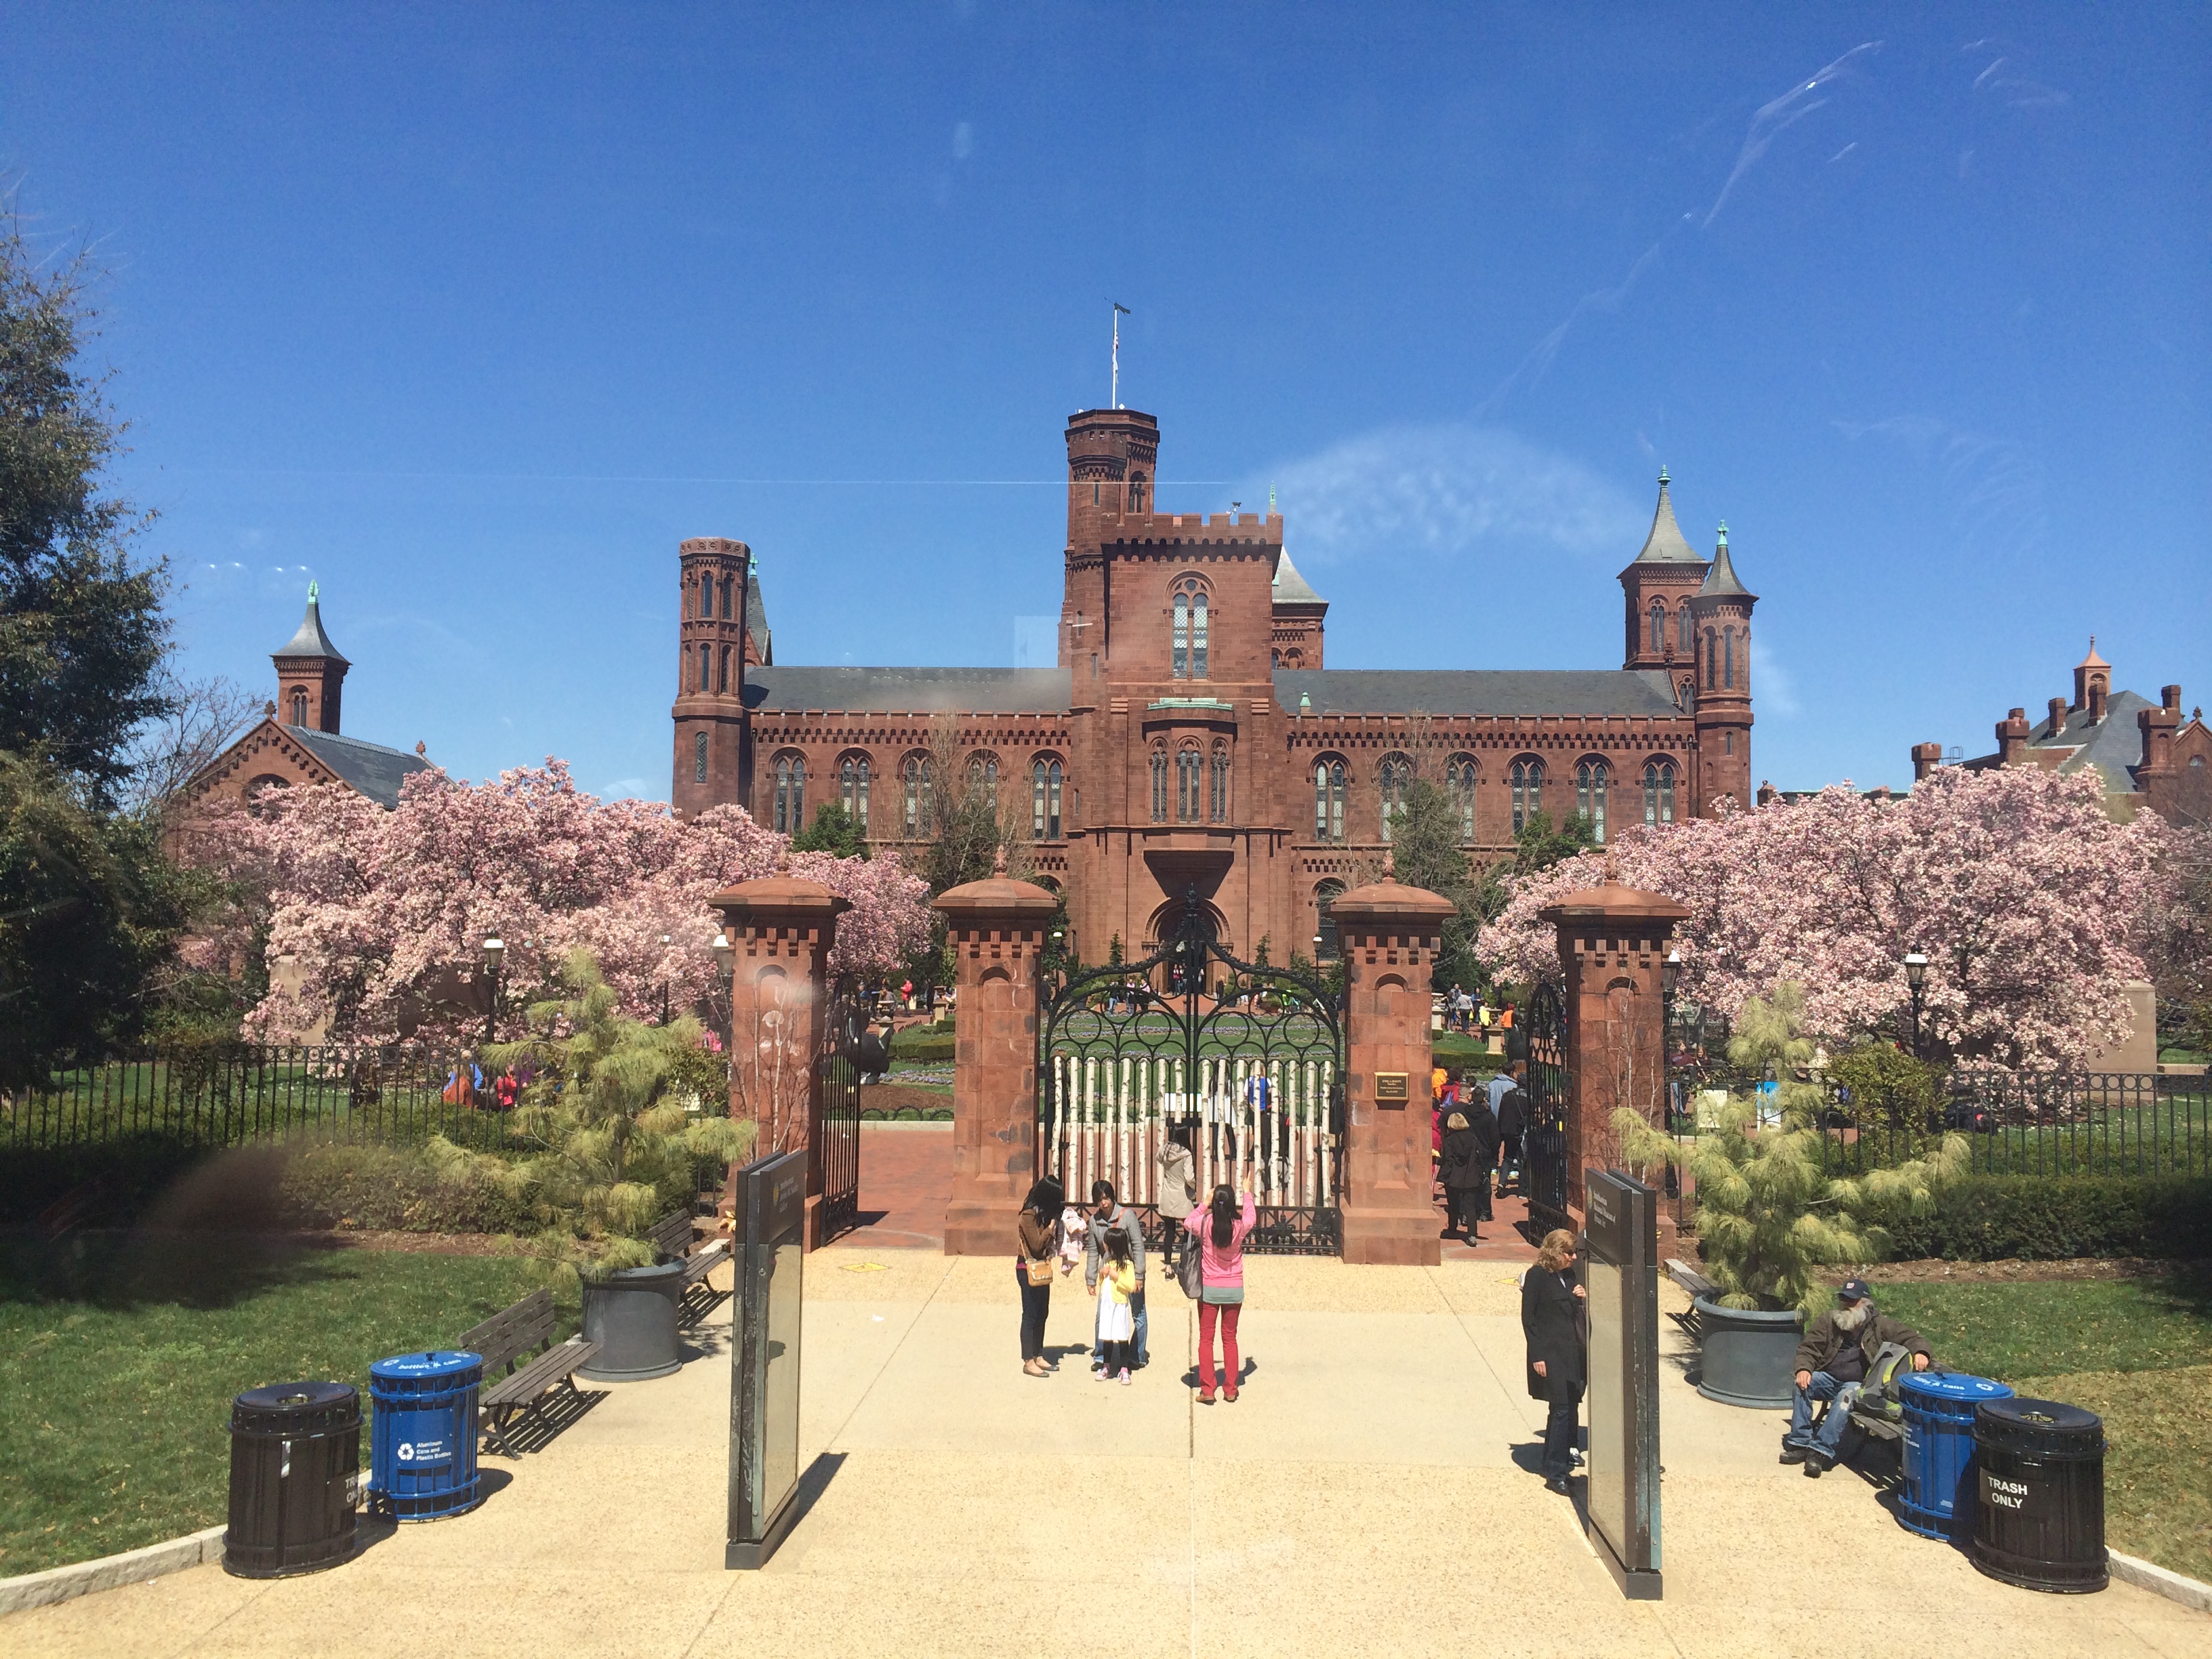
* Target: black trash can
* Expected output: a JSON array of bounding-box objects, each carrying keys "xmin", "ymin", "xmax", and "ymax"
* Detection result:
[
  {"xmin": 224, "ymin": 1381, "xmax": 361, "ymax": 1579},
  {"xmin": 1971, "ymin": 1397, "xmax": 2108, "ymax": 1594}
]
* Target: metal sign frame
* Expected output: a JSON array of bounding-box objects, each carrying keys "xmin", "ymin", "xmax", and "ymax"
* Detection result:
[
  {"xmin": 726, "ymin": 1148, "xmax": 808, "ymax": 1569},
  {"xmin": 1582, "ymin": 1167, "xmax": 1662, "ymax": 1600}
]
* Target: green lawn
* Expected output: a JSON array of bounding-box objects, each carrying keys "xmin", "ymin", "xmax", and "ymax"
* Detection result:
[
  {"xmin": 0, "ymin": 1237, "xmax": 564, "ymax": 1576},
  {"xmin": 1866, "ymin": 1275, "xmax": 2212, "ymax": 1584}
]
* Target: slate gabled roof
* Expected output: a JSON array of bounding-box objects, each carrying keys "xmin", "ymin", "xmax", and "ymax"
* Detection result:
[
  {"xmin": 1273, "ymin": 668, "xmax": 1684, "ymax": 718},
  {"xmin": 743, "ymin": 665, "xmax": 1071, "ymax": 714},
  {"xmin": 2027, "ymin": 688, "xmax": 2156, "ymax": 794},
  {"xmin": 287, "ymin": 727, "xmax": 434, "ymax": 808}
]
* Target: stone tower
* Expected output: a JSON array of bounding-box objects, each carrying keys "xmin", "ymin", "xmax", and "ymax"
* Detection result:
[
  {"xmin": 1617, "ymin": 468, "xmax": 1709, "ymax": 705},
  {"xmin": 672, "ymin": 537, "xmax": 753, "ymax": 818},
  {"xmin": 272, "ymin": 582, "xmax": 349, "ymax": 734},
  {"xmin": 1686, "ymin": 525, "xmax": 1757, "ymax": 813}
]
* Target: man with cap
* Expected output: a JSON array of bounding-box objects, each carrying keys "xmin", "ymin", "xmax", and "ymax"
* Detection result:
[{"xmin": 1784, "ymin": 1278, "xmax": 1933, "ymax": 1476}]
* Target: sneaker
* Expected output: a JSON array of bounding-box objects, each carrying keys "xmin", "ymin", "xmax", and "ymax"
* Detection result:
[
  {"xmin": 1118, "ymin": 1368, "xmax": 1132, "ymax": 1386},
  {"xmin": 1095, "ymin": 1365, "xmax": 1113, "ymax": 1382}
]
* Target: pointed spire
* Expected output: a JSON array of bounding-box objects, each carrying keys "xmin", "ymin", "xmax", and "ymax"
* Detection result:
[
  {"xmin": 1628, "ymin": 468, "xmax": 1703, "ymax": 565},
  {"xmin": 1697, "ymin": 541, "xmax": 1755, "ymax": 601},
  {"xmin": 2078, "ymin": 635, "xmax": 2108, "ymax": 669},
  {"xmin": 272, "ymin": 583, "xmax": 349, "ymax": 663},
  {"xmin": 1272, "ymin": 548, "xmax": 1325, "ymax": 606},
  {"xmin": 1717, "ymin": 520, "xmax": 1728, "ymax": 548}
]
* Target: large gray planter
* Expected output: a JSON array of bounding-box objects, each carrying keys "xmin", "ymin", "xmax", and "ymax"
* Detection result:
[
  {"xmin": 577, "ymin": 1261, "xmax": 685, "ymax": 1382},
  {"xmin": 1693, "ymin": 1296, "xmax": 1803, "ymax": 1410}
]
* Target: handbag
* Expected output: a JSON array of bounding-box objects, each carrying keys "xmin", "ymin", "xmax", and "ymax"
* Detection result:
[
  {"xmin": 1023, "ymin": 1253, "xmax": 1054, "ymax": 1287},
  {"xmin": 1177, "ymin": 1239, "xmax": 1205, "ymax": 1300}
]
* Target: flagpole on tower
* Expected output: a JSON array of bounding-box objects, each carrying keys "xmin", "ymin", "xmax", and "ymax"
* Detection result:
[{"xmin": 1111, "ymin": 302, "xmax": 1130, "ymax": 409}]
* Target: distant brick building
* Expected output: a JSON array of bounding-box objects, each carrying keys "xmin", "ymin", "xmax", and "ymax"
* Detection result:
[
  {"xmin": 1911, "ymin": 638, "xmax": 2211, "ymax": 826},
  {"xmin": 673, "ymin": 406, "xmax": 1761, "ymax": 964}
]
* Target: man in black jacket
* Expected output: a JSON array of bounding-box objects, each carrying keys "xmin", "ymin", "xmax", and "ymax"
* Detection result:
[
  {"xmin": 1494, "ymin": 1071, "xmax": 1528, "ymax": 1196},
  {"xmin": 1784, "ymin": 1278, "xmax": 1933, "ymax": 1475}
]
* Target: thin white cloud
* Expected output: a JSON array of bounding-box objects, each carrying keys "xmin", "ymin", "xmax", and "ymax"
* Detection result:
[
  {"xmin": 1750, "ymin": 639, "xmax": 1801, "ymax": 718},
  {"xmin": 1257, "ymin": 424, "xmax": 1643, "ymax": 569},
  {"xmin": 1832, "ymin": 415, "xmax": 2047, "ymax": 561},
  {"xmin": 601, "ymin": 777, "xmax": 649, "ymax": 800}
]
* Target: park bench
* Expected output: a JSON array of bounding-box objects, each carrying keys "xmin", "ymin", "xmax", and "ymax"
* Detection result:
[
  {"xmin": 459, "ymin": 1288, "xmax": 601, "ymax": 1456},
  {"xmin": 648, "ymin": 1209, "xmax": 731, "ymax": 1325},
  {"xmin": 1663, "ymin": 1258, "xmax": 1717, "ymax": 1341}
]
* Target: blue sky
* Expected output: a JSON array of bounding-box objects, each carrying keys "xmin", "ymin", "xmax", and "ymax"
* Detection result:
[{"xmin": 5, "ymin": 4, "xmax": 2206, "ymax": 799}]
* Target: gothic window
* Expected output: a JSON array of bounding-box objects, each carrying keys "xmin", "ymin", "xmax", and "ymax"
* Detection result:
[
  {"xmin": 1723, "ymin": 626, "xmax": 1736, "ymax": 690},
  {"xmin": 1377, "ymin": 753, "xmax": 1413, "ymax": 843},
  {"xmin": 289, "ymin": 688, "xmax": 308, "ymax": 726},
  {"xmin": 1676, "ymin": 607, "xmax": 1692, "ymax": 656},
  {"xmin": 902, "ymin": 753, "xmax": 932, "ymax": 836},
  {"xmin": 1031, "ymin": 756, "xmax": 1063, "ymax": 840},
  {"xmin": 1446, "ymin": 755, "xmax": 1478, "ymax": 842},
  {"xmin": 1208, "ymin": 740, "xmax": 1230, "ymax": 823},
  {"xmin": 968, "ymin": 752, "xmax": 998, "ymax": 791},
  {"xmin": 1176, "ymin": 743, "xmax": 1204, "ymax": 823},
  {"xmin": 718, "ymin": 645, "xmax": 731, "ymax": 693},
  {"xmin": 1150, "ymin": 743, "xmax": 1170, "ymax": 823},
  {"xmin": 720, "ymin": 575, "xmax": 735, "ymax": 619},
  {"xmin": 1128, "ymin": 472, "xmax": 1147, "ymax": 512},
  {"xmin": 1313, "ymin": 757, "xmax": 1347, "ymax": 842},
  {"xmin": 772, "ymin": 752, "xmax": 806, "ymax": 835},
  {"xmin": 1510, "ymin": 757, "xmax": 1544, "ymax": 832},
  {"xmin": 1315, "ymin": 879, "xmax": 1345, "ymax": 962},
  {"xmin": 1643, "ymin": 759, "xmax": 1677, "ymax": 826},
  {"xmin": 701, "ymin": 573, "xmax": 715, "ymax": 618},
  {"xmin": 699, "ymin": 643, "xmax": 712, "ymax": 693},
  {"xmin": 693, "ymin": 731, "xmax": 708, "ymax": 784},
  {"xmin": 1272, "ymin": 649, "xmax": 1282, "ymax": 668},
  {"xmin": 839, "ymin": 752, "xmax": 870, "ymax": 826},
  {"xmin": 1649, "ymin": 602, "xmax": 1666, "ymax": 655},
  {"xmin": 1170, "ymin": 575, "xmax": 1209, "ymax": 679},
  {"xmin": 1576, "ymin": 758, "xmax": 1610, "ymax": 844},
  {"xmin": 1703, "ymin": 628, "xmax": 1717, "ymax": 691}
]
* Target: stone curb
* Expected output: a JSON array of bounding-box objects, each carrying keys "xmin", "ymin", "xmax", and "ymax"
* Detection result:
[
  {"xmin": 2109, "ymin": 1549, "xmax": 2212, "ymax": 1614},
  {"xmin": 0, "ymin": 1525, "xmax": 228, "ymax": 1616}
]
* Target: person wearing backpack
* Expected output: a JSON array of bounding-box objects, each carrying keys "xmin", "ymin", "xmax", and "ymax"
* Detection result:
[{"xmin": 1185, "ymin": 1185, "xmax": 1256, "ymax": 1404}]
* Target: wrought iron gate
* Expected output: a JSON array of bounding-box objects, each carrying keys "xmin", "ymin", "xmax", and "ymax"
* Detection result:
[
  {"xmin": 1038, "ymin": 890, "xmax": 1345, "ymax": 1256},
  {"xmin": 1519, "ymin": 979, "xmax": 1574, "ymax": 1231},
  {"xmin": 815, "ymin": 978, "xmax": 863, "ymax": 1242}
]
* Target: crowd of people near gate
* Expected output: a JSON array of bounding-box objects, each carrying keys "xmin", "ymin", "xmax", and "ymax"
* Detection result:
[{"xmin": 1433, "ymin": 1061, "xmax": 1529, "ymax": 1242}]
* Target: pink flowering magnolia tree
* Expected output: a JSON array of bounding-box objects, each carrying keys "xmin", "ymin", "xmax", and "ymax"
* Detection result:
[
  {"xmin": 196, "ymin": 760, "xmax": 931, "ymax": 1044},
  {"xmin": 1477, "ymin": 766, "xmax": 2169, "ymax": 1073}
]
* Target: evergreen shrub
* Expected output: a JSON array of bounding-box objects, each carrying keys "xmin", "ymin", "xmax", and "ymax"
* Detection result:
[{"xmin": 1881, "ymin": 1174, "xmax": 2212, "ymax": 1262}]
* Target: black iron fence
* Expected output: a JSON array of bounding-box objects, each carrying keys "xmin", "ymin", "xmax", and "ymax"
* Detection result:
[{"xmin": 6, "ymin": 1044, "xmax": 518, "ymax": 1151}]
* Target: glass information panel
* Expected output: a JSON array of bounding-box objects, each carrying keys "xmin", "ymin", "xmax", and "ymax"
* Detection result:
[
  {"xmin": 1585, "ymin": 1254, "xmax": 1626, "ymax": 1541},
  {"xmin": 728, "ymin": 1149, "xmax": 807, "ymax": 1569},
  {"xmin": 1582, "ymin": 1168, "xmax": 1662, "ymax": 1600}
]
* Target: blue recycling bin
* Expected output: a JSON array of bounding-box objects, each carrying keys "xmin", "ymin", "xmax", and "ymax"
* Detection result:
[
  {"xmin": 367, "ymin": 1351, "xmax": 483, "ymax": 1521},
  {"xmin": 1899, "ymin": 1370, "xmax": 2014, "ymax": 1540}
]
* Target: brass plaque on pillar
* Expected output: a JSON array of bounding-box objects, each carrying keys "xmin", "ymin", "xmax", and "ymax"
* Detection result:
[{"xmin": 1375, "ymin": 1071, "xmax": 1408, "ymax": 1108}]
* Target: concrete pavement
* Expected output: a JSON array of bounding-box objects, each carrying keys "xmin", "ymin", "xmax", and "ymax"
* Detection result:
[{"xmin": 7, "ymin": 1249, "xmax": 2205, "ymax": 1659}]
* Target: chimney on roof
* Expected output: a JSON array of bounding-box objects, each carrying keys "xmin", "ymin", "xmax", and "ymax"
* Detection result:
[
  {"xmin": 2164, "ymin": 684, "xmax": 2184, "ymax": 714},
  {"xmin": 1997, "ymin": 708, "xmax": 2032, "ymax": 766},
  {"xmin": 2139, "ymin": 693, "xmax": 2180, "ymax": 781},
  {"xmin": 1756, "ymin": 780, "xmax": 1778, "ymax": 807},
  {"xmin": 2047, "ymin": 697, "xmax": 2068, "ymax": 740},
  {"xmin": 1911, "ymin": 741, "xmax": 1942, "ymax": 783}
]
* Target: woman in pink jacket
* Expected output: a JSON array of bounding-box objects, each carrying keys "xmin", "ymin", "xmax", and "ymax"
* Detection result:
[{"xmin": 1184, "ymin": 1185, "xmax": 1256, "ymax": 1404}]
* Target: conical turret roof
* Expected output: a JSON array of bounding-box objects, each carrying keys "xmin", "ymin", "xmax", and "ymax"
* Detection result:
[
  {"xmin": 1626, "ymin": 470, "xmax": 1703, "ymax": 566},
  {"xmin": 272, "ymin": 582, "xmax": 349, "ymax": 664},
  {"xmin": 1697, "ymin": 542, "xmax": 1755, "ymax": 602},
  {"xmin": 1272, "ymin": 548, "xmax": 1326, "ymax": 607}
]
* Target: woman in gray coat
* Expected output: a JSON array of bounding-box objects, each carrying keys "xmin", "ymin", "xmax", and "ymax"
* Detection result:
[{"xmin": 1155, "ymin": 1125, "xmax": 1197, "ymax": 1269}]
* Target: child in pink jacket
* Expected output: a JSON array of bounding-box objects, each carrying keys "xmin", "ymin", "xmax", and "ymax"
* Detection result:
[{"xmin": 1183, "ymin": 1186, "xmax": 1256, "ymax": 1403}]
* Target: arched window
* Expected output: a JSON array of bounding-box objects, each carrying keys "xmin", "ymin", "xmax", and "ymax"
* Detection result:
[
  {"xmin": 1703, "ymin": 628, "xmax": 1717, "ymax": 691},
  {"xmin": 1676, "ymin": 607, "xmax": 1692, "ymax": 656},
  {"xmin": 699, "ymin": 643, "xmax": 712, "ymax": 693},
  {"xmin": 839, "ymin": 752, "xmax": 870, "ymax": 825},
  {"xmin": 1150, "ymin": 743, "xmax": 1169, "ymax": 823},
  {"xmin": 1208, "ymin": 740, "xmax": 1230, "ymax": 823},
  {"xmin": 1643, "ymin": 759, "xmax": 1677, "ymax": 826},
  {"xmin": 289, "ymin": 688, "xmax": 308, "ymax": 726},
  {"xmin": 700, "ymin": 573, "xmax": 714, "ymax": 618},
  {"xmin": 693, "ymin": 730, "xmax": 708, "ymax": 784},
  {"xmin": 1128, "ymin": 472, "xmax": 1147, "ymax": 512},
  {"xmin": 1169, "ymin": 575, "xmax": 1210, "ymax": 680},
  {"xmin": 1723, "ymin": 626, "xmax": 1736, "ymax": 690},
  {"xmin": 1510, "ymin": 757, "xmax": 1544, "ymax": 832},
  {"xmin": 1315, "ymin": 879, "xmax": 1346, "ymax": 961},
  {"xmin": 1031, "ymin": 756, "xmax": 1063, "ymax": 840},
  {"xmin": 720, "ymin": 574, "xmax": 735, "ymax": 619},
  {"xmin": 772, "ymin": 752, "xmax": 806, "ymax": 834},
  {"xmin": 717, "ymin": 645, "xmax": 731, "ymax": 693},
  {"xmin": 1377, "ymin": 752, "xmax": 1412, "ymax": 843},
  {"xmin": 1172, "ymin": 591, "xmax": 1187, "ymax": 678},
  {"xmin": 1313, "ymin": 757, "xmax": 1347, "ymax": 842},
  {"xmin": 1446, "ymin": 755, "xmax": 1478, "ymax": 842},
  {"xmin": 1576, "ymin": 758, "xmax": 1610, "ymax": 844},
  {"xmin": 245, "ymin": 774, "xmax": 291, "ymax": 817},
  {"xmin": 902, "ymin": 754, "xmax": 931, "ymax": 836},
  {"xmin": 1176, "ymin": 743, "xmax": 1204, "ymax": 823},
  {"xmin": 1649, "ymin": 602, "xmax": 1666, "ymax": 655},
  {"xmin": 1192, "ymin": 589, "xmax": 1208, "ymax": 679},
  {"xmin": 1271, "ymin": 649, "xmax": 1282, "ymax": 668},
  {"xmin": 968, "ymin": 752, "xmax": 998, "ymax": 791}
]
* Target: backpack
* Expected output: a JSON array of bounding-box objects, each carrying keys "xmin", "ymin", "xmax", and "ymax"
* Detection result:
[{"xmin": 1862, "ymin": 1340, "xmax": 1914, "ymax": 1424}]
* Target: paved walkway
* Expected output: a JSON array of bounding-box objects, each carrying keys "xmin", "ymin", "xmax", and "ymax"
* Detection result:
[{"xmin": 9, "ymin": 1250, "xmax": 2204, "ymax": 1659}]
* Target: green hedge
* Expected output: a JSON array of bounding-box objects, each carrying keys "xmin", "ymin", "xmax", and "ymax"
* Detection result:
[
  {"xmin": 890, "ymin": 1032, "xmax": 955, "ymax": 1063},
  {"xmin": 1883, "ymin": 1175, "xmax": 2212, "ymax": 1262},
  {"xmin": 272, "ymin": 1143, "xmax": 544, "ymax": 1234}
]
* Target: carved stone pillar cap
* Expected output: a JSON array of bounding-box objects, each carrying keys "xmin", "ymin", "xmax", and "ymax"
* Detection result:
[
  {"xmin": 1537, "ymin": 882, "xmax": 1689, "ymax": 925},
  {"xmin": 1328, "ymin": 878, "xmax": 1456, "ymax": 924},
  {"xmin": 710, "ymin": 869, "xmax": 851, "ymax": 920},
  {"xmin": 933, "ymin": 871, "xmax": 1059, "ymax": 921}
]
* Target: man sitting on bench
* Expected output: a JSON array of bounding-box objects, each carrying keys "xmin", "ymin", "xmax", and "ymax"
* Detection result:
[{"xmin": 1783, "ymin": 1278, "xmax": 1932, "ymax": 1477}]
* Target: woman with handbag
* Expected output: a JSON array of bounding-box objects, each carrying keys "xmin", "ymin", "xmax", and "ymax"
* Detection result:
[
  {"xmin": 1184, "ymin": 1185, "xmax": 1256, "ymax": 1404},
  {"xmin": 1017, "ymin": 1176, "xmax": 1065, "ymax": 1378}
]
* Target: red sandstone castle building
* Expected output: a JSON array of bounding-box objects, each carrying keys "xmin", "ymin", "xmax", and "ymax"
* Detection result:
[{"xmin": 673, "ymin": 407, "xmax": 1759, "ymax": 964}]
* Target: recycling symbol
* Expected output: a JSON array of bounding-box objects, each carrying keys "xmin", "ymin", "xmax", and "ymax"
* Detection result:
[{"xmin": 397, "ymin": 1443, "xmax": 415, "ymax": 1462}]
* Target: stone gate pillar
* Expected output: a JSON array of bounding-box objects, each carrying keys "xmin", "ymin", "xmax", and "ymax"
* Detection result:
[
  {"xmin": 1330, "ymin": 869, "xmax": 1456, "ymax": 1267},
  {"xmin": 933, "ymin": 853, "xmax": 1059, "ymax": 1256},
  {"xmin": 1537, "ymin": 876, "xmax": 1687, "ymax": 1218},
  {"xmin": 712, "ymin": 859, "xmax": 851, "ymax": 1248}
]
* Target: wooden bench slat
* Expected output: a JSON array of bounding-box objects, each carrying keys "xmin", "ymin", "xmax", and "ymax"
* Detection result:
[{"xmin": 483, "ymin": 1338, "xmax": 600, "ymax": 1408}]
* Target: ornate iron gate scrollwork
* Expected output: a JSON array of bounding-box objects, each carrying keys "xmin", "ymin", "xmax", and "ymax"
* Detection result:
[
  {"xmin": 1519, "ymin": 979, "xmax": 1573, "ymax": 1230},
  {"xmin": 815, "ymin": 977, "xmax": 863, "ymax": 1242},
  {"xmin": 1038, "ymin": 888, "xmax": 1345, "ymax": 1256}
]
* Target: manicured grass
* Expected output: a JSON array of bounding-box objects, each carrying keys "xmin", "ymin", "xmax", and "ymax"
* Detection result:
[
  {"xmin": 0, "ymin": 1237, "xmax": 565, "ymax": 1576},
  {"xmin": 1867, "ymin": 1276, "xmax": 2212, "ymax": 1584}
]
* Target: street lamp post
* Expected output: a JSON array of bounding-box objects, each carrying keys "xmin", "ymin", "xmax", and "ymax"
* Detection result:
[
  {"xmin": 480, "ymin": 935, "xmax": 504, "ymax": 1044},
  {"xmin": 711, "ymin": 930, "xmax": 734, "ymax": 1053},
  {"xmin": 659, "ymin": 933, "xmax": 674, "ymax": 1025},
  {"xmin": 1902, "ymin": 951, "xmax": 1929, "ymax": 1061}
]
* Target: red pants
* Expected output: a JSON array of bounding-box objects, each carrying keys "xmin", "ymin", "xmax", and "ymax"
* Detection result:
[{"xmin": 1197, "ymin": 1300, "xmax": 1242, "ymax": 1391}]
